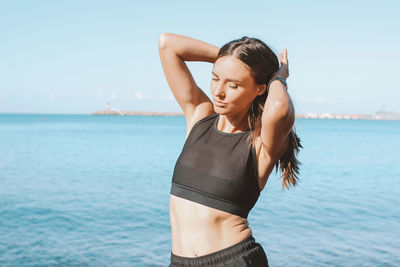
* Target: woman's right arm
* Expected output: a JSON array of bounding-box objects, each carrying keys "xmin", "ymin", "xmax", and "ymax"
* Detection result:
[{"xmin": 158, "ymin": 33, "xmax": 219, "ymax": 125}]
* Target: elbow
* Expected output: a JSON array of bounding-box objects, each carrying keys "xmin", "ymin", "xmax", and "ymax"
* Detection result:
[
  {"xmin": 271, "ymin": 99, "xmax": 293, "ymax": 119},
  {"xmin": 158, "ymin": 32, "xmax": 171, "ymax": 50},
  {"xmin": 267, "ymin": 99, "xmax": 295, "ymax": 128},
  {"xmin": 280, "ymin": 100, "xmax": 295, "ymax": 129}
]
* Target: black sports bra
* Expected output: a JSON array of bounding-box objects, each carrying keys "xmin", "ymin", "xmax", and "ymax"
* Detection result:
[{"xmin": 170, "ymin": 113, "xmax": 260, "ymax": 219}]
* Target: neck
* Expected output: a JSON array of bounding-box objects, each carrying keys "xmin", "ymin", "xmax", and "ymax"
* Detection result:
[{"xmin": 217, "ymin": 111, "xmax": 250, "ymax": 133}]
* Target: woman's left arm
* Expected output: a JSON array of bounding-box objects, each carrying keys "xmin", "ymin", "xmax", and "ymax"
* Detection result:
[{"xmin": 260, "ymin": 49, "xmax": 295, "ymax": 161}]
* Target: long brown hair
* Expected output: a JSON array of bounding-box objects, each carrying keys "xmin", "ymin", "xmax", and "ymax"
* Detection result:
[{"xmin": 217, "ymin": 36, "xmax": 303, "ymax": 190}]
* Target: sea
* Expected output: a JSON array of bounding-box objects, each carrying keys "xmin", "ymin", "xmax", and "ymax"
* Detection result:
[{"xmin": 0, "ymin": 114, "xmax": 399, "ymax": 267}]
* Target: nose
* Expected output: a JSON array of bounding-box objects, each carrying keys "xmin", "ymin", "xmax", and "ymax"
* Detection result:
[{"xmin": 214, "ymin": 82, "xmax": 225, "ymax": 98}]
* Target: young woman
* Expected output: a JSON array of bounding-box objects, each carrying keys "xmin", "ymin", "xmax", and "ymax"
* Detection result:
[{"xmin": 158, "ymin": 33, "xmax": 302, "ymax": 267}]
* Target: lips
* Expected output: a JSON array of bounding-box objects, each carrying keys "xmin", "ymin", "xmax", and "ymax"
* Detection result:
[{"xmin": 214, "ymin": 99, "xmax": 226, "ymax": 107}]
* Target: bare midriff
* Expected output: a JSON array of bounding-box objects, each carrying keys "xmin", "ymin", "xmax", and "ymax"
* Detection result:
[{"xmin": 169, "ymin": 194, "xmax": 253, "ymax": 257}]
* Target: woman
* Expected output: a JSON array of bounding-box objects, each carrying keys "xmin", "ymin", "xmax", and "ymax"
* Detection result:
[{"xmin": 158, "ymin": 33, "xmax": 302, "ymax": 267}]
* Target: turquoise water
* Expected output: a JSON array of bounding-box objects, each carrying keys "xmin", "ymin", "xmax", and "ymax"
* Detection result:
[{"xmin": 0, "ymin": 114, "xmax": 399, "ymax": 266}]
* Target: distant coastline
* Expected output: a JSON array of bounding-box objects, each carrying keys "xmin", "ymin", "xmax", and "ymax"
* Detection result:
[
  {"xmin": 295, "ymin": 110, "xmax": 400, "ymax": 120},
  {"xmin": 92, "ymin": 110, "xmax": 184, "ymax": 116},
  {"xmin": 91, "ymin": 109, "xmax": 400, "ymax": 120}
]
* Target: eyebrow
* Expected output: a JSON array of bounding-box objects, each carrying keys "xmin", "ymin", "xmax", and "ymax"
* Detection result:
[{"xmin": 211, "ymin": 71, "xmax": 241, "ymax": 83}]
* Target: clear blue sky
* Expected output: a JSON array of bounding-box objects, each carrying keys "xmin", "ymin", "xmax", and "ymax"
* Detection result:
[{"xmin": 1, "ymin": 0, "xmax": 399, "ymax": 115}]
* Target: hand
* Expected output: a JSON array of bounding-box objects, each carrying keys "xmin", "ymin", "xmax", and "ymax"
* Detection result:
[{"xmin": 273, "ymin": 48, "xmax": 289, "ymax": 80}]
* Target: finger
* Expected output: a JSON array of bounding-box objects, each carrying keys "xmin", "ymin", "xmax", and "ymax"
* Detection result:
[
  {"xmin": 282, "ymin": 49, "xmax": 288, "ymax": 63},
  {"xmin": 285, "ymin": 49, "xmax": 289, "ymax": 66},
  {"xmin": 280, "ymin": 55, "xmax": 287, "ymax": 65}
]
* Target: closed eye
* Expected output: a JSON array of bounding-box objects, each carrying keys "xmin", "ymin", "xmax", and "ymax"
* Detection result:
[{"xmin": 212, "ymin": 76, "xmax": 238, "ymax": 89}]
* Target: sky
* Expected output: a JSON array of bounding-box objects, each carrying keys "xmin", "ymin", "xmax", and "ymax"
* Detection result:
[{"xmin": 0, "ymin": 0, "xmax": 399, "ymax": 115}]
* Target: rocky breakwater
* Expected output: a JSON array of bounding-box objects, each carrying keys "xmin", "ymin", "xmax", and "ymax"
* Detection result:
[{"xmin": 91, "ymin": 109, "xmax": 184, "ymax": 116}]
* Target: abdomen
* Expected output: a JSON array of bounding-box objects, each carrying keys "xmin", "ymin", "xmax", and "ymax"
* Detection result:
[{"xmin": 169, "ymin": 194, "xmax": 253, "ymax": 257}]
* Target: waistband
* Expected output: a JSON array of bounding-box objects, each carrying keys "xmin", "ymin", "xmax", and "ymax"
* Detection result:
[{"xmin": 170, "ymin": 235, "xmax": 256, "ymax": 266}]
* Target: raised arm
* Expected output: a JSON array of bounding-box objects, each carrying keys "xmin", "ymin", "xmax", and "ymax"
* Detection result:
[
  {"xmin": 260, "ymin": 49, "xmax": 295, "ymax": 161},
  {"xmin": 158, "ymin": 33, "xmax": 219, "ymax": 129}
]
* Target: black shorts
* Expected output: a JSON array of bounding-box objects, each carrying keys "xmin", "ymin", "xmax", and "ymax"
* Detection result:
[{"xmin": 169, "ymin": 235, "xmax": 269, "ymax": 267}]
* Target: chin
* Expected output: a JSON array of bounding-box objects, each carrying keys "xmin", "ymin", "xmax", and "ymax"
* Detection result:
[{"xmin": 213, "ymin": 106, "xmax": 228, "ymax": 115}]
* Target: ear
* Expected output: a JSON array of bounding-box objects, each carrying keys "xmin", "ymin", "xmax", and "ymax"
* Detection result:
[{"xmin": 258, "ymin": 84, "xmax": 267, "ymax": 95}]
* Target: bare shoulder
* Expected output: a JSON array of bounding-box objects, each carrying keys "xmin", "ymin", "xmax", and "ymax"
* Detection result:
[{"xmin": 185, "ymin": 102, "xmax": 215, "ymax": 139}]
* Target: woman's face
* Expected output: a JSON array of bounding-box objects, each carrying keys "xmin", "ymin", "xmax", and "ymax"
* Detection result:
[{"xmin": 210, "ymin": 55, "xmax": 264, "ymax": 115}]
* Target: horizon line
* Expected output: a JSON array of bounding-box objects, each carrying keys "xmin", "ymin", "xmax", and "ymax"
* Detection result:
[{"xmin": 0, "ymin": 110, "xmax": 399, "ymax": 116}]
